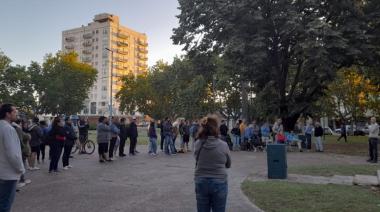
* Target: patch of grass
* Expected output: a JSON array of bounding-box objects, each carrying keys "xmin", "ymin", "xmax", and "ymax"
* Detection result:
[
  {"xmin": 288, "ymin": 164, "xmax": 380, "ymax": 177},
  {"xmin": 88, "ymin": 128, "xmax": 151, "ymax": 145},
  {"xmin": 242, "ymin": 180, "xmax": 380, "ymax": 212},
  {"xmin": 316, "ymin": 135, "xmax": 369, "ymax": 156}
]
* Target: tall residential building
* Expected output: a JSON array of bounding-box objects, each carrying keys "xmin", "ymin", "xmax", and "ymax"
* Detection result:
[{"xmin": 61, "ymin": 13, "xmax": 148, "ymax": 116}]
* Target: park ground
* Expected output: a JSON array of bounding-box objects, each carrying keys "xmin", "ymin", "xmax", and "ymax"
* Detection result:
[{"xmin": 12, "ymin": 133, "xmax": 380, "ymax": 212}]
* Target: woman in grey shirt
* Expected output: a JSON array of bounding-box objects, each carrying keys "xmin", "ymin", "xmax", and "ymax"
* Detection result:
[
  {"xmin": 194, "ymin": 115, "xmax": 231, "ymax": 212},
  {"xmin": 97, "ymin": 116, "xmax": 111, "ymax": 163}
]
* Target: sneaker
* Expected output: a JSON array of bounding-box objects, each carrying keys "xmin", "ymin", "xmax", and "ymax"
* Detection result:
[
  {"xmin": 24, "ymin": 179, "xmax": 32, "ymax": 184},
  {"xmin": 63, "ymin": 166, "xmax": 69, "ymax": 170},
  {"xmin": 135, "ymin": 150, "xmax": 140, "ymax": 153},
  {"xmin": 34, "ymin": 167, "xmax": 40, "ymax": 170},
  {"xmin": 109, "ymin": 158, "xmax": 116, "ymax": 161},
  {"xmin": 68, "ymin": 165, "xmax": 73, "ymax": 168},
  {"xmin": 17, "ymin": 182, "xmax": 26, "ymax": 188}
]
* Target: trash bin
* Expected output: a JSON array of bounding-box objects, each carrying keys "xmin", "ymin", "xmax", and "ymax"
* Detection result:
[{"xmin": 267, "ymin": 144, "xmax": 287, "ymax": 179}]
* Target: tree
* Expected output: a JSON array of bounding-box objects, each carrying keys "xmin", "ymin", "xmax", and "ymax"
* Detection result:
[
  {"xmin": 30, "ymin": 52, "xmax": 97, "ymax": 115},
  {"xmin": 117, "ymin": 57, "xmax": 219, "ymax": 120},
  {"xmin": 0, "ymin": 52, "xmax": 36, "ymax": 112},
  {"xmin": 173, "ymin": 0, "xmax": 380, "ymax": 130},
  {"xmin": 316, "ymin": 66, "xmax": 379, "ymax": 124}
]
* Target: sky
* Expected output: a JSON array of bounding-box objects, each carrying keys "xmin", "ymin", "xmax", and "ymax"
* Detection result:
[{"xmin": 0, "ymin": 0, "xmax": 184, "ymax": 67}]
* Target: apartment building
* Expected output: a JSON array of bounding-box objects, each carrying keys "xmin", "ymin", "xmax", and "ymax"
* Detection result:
[{"xmin": 61, "ymin": 13, "xmax": 148, "ymax": 116}]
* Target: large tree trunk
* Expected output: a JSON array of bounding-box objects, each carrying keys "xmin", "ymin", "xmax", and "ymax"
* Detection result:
[
  {"xmin": 241, "ymin": 81, "xmax": 249, "ymax": 121},
  {"xmin": 282, "ymin": 114, "xmax": 301, "ymax": 131}
]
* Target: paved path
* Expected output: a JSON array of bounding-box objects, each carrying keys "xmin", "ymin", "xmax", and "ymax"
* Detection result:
[{"xmin": 12, "ymin": 146, "xmax": 367, "ymax": 212}]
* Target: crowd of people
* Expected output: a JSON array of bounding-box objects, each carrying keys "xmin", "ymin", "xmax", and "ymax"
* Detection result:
[{"xmin": 0, "ymin": 102, "xmax": 379, "ymax": 212}]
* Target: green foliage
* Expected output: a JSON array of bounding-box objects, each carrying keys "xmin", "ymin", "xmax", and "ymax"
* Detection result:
[
  {"xmin": 30, "ymin": 52, "xmax": 97, "ymax": 115},
  {"xmin": 173, "ymin": 0, "xmax": 380, "ymax": 129},
  {"xmin": 116, "ymin": 57, "xmax": 219, "ymax": 120},
  {"xmin": 0, "ymin": 52, "xmax": 36, "ymax": 113}
]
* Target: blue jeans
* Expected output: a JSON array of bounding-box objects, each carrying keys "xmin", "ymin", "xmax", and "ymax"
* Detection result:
[
  {"xmin": 195, "ymin": 177, "xmax": 228, "ymax": 212},
  {"xmin": 315, "ymin": 136, "xmax": 323, "ymax": 151},
  {"xmin": 232, "ymin": 135, "xmax": 240, "ymax": 150},
  {"xmin": 149, "ymin": 137, "xmax": 157, "ymax": 154},
  {"xmin": 0, "ymin": 180, "xmax": 17, "ymax": 212},
  {"xmin": 164, "ymin": 135, "xmax": 175, "ymax": 155}
]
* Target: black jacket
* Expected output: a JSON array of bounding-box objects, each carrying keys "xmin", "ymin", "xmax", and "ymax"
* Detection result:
[
  {"xmin": 220, "ymin": 124, "xmax": 228, "ymax": 137},
  {"xmin": 78, "ymin": 120, "xmax": 89, "ymax": 135},
  {"xmin": 314, "ymin": 126, "xmax": 324, "ymax": 137},
  {"xmin": 119, "ymin": 124, "xmax": 128, "ymax": 140},
  {"xmin": 129, "ymin": 122, "xmax": 138, "ymax": 138},
  {"xmin": 64, "ymin": 124, "xmax": 77, "ymax": 146}
]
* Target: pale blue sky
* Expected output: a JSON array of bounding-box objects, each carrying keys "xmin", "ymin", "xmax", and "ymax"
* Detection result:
[{"xmin": 0, "ymin": 0, "xmax": 184, "ymax": 66}]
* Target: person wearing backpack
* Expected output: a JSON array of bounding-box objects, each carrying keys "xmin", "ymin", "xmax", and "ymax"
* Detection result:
[
  {"xmin": 12, "ymin": 119, "xmax": 32, "ymax": 188},
  {"xmin": 148, "ymin": 120, "xmax": 158, "ymax": 156},
  {"xmin": 190, "ymin": 120, "xmax": 199, "ymax": 152},
  {"xmin": 194, "ymin": 115, "xmax": 231, "ymax": 212},
  {"xmin": 39, "ymin": 121, "xmax": 49, "ymax": 163},
  {"xmin": 28, "ymin": 117, "xmax": 43, "ymax": 170},
  {"xmin": 63, "ymin": 117, "xmax": 77, "ymax": 170},
  {"xmin": 231, "ymin": 122, "xmax": 241, "ymax": 151},
  {"xmin": 182, "ymin": 120, "xmax": 191, "ymax": 152}
]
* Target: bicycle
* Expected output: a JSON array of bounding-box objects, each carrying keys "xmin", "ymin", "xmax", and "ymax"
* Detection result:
[{"xmin": 71, "ymin": 134, "xmax": 96, "ymax": 155}]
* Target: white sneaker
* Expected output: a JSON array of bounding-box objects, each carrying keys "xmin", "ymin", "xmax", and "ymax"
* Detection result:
[
  {"xmin": 17, "ymin": 182, "xmax": 26, "ymax": 188},
  {"xmin": 68, "ymin": 165, "xmax": 73, "ymax": 168},
  {"xmin": 63, "ymin": 166, "xmax": 69, "ymax": 170},
  {"xmin": 109, "ymin": 158, "xmax": 115, "ymax": 161},
  {"xmin": 33, "ymin": 167, "xmax": 40, "ymax": 170},
  {"xmin": 24, "ymin": 179, "xmax": 32, "ymax": 184}
]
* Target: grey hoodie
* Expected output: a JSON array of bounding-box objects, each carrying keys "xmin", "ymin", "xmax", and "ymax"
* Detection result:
[
  {"xmin": 0, "ymin": 120, "xmax": 25, "ymax": 180},
  {"xmin": 194, "ymin": 136, "xmax": 231, "ymax": 180}
]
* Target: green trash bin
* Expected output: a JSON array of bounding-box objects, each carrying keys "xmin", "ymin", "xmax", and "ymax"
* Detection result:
[{"xmin": 267, "ymin": 144, "xmax": 287, "ymax": 179}]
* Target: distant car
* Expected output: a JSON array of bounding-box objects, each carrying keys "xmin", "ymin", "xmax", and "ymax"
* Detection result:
[
  {"xmin": 335, "ymin": 126, "xmax": 366, "ymax": 136},
  {"xmin": 324, "ymin": 127, "xmax": 338, "ymax": 136}
]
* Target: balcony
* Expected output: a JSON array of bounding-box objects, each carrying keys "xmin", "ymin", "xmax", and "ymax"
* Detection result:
[
  {"xmin": 116, "ymin": 49, "xmax": 128, "ymax": 55},
  {"xmin": 117, "ymin": 41, "xmax": 128, "ymax": 47},
  {"xmin": 65, "ymin": 37, "xmax": 75, "ymax": 42},
  {"xmin": 117, "ymin": 32, "xmax": 129, "ymax": 39},
  {"xmin": 137, "ymin": 62, "xmax": 148, "ymax": 69},
  {"xmin": 83, "ymin": 41, "xmax": 92, "ymax": 47},
  {"xmin": 138, "ymin": 46, "xmax": 148, "ymax": 54},
  {"xmin": 65, "ymin": 45, "xmax": 75, "ymax": 50},
  {"xmin": 138, "ymin": 54, "xmax": 148, "ymax": 61},
  {"xmin": 82, "ymin": 56, "xmax": 92, "ymax": 62},
  {"xmin": 115, "ymin": 57, "xmax": 128, "ymax": 63},
  {"xmin": 83, "ymin": 33, "xmax": 93, "ymax": 39},
  {"xmin": 82, "ymin": 49, "xmax": 92, "ymax": 54},
  {"xmin": 138, "ymin": 39, "xmax": 148, "ymax": 47}
]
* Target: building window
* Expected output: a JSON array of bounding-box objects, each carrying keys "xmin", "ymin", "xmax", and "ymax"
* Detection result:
[
  {"xmin": 96, "ymin": 38, "xmax": 98, "ymax": 42},
  {"xmin": 96, "ymin": 30, "xmax": 99, "ymax": 34},
  {"xmin": 90, "ymin": 102, "xmax": 96, "ymax": 114},
  {"xmin": 101, "ymin": 102, "xmax": 106, "ymax": 106},
  {"xmin": 96, "ymin": 46, "xmax": 98, "ymax": 50},
  {"xmin": 95, "ymin": 53, "xmax": 98, "ymax": 58},
  {"xmin": 102, "ymin": 86, "xmax": 107, "ymax": 91},
  {"xmin": 103, "ymin": 29, "xmax": 108, "ymax": 34}
]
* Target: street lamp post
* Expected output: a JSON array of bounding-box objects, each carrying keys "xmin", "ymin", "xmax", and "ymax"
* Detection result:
[{"xmin": 105, "ymin": 47, "xmax": 113, "ymax": 117}]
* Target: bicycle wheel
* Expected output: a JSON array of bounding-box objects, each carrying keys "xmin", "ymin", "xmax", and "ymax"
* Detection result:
[
  {"xmin": 85, "ymin": 140, "xmax": 96, "ymax": 154},
  {"xmin": 71, "ymin": 145, "xmax": 79, "ymax": 154}
]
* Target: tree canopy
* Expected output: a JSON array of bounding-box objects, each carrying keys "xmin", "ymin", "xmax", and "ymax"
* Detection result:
[{"xmin": 172, "ymin": 0, "xmax": 380, "ymax": 129}]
